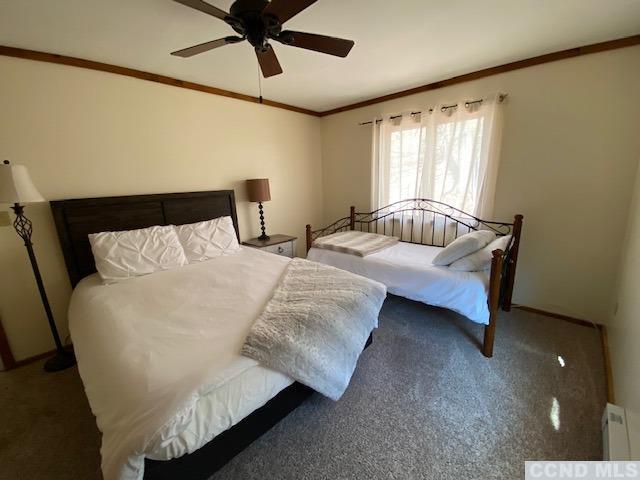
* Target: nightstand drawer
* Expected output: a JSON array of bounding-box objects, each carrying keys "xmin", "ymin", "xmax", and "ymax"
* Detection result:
[
  {"xmin": 262, "ymin": 241, "xmax": 294, "ymax": 258},
  {"xmin": 242, "ymin": 234, "xmax": 297, "ymax": 258}
]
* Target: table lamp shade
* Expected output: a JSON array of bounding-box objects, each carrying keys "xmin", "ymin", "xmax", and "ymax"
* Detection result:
[
  {"xmin": 0, "ymin": 163, "xmax": 45, "ymax": 204},
  {"xmin": 246, "ymin": 178, "xmax": 271, "ymax": 203}
]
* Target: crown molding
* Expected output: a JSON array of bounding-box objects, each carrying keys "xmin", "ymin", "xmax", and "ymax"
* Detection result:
[
  {"xmin": 319, "ymin": 34, "xmax": 640, "ymax": 117},
  {"xmin": 2, "ymin": 34, "xmax": 639, "ymax": 119},
  {"xmin": 0, "ymin": 45, "xmax": 321, "ymax": 117}
]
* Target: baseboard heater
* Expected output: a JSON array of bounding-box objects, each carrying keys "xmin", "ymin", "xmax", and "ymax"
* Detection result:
[{"xmin": 602, "ymin": 403, "xmax": 639, "ymax": 460}]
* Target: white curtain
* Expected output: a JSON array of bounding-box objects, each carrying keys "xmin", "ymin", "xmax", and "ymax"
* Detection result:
[{"xmin": 371, "ymin": 94, "xmax": 504, "ymax": 219}]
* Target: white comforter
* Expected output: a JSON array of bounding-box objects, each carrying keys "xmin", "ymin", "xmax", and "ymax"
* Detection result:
[
  {"xmin": 69, "ymin": 247, "xmax": 295, "ymax": 480},
  {"xmin": 307, "ymin": 241, "xmax": 491, "ymax": 324}
]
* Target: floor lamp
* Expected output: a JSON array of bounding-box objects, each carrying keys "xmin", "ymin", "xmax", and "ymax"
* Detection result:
[{"xmin": 0, "ymin": 160, "xmax": 76, "ymax": 372}]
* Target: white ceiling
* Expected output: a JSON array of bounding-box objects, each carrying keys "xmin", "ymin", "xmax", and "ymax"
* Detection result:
[{"xmin": 1, "ymin": 0, "xmax": 639, "ymax": 112}]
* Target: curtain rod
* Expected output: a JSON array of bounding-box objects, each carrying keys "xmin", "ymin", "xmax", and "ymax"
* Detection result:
[{"xmin": 358, "ymin": 93, "xmax": 508, "ymax": 126}]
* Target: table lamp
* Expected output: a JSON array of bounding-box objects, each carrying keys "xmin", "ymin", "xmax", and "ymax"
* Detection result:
[
  {"xmin": 246, "ymin": 178, "xmax": 271, "ymax": 241},
  {"xmin": 0, "ymin": 160, "xmax": 76, "ymax": 372}
]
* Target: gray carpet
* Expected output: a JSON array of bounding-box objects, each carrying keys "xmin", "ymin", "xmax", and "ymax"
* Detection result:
[
  {"xmin": 0, "ymin": 351, "xmax": 101, "ymax": 479},
  {"xmin": 0, "ymin": 296, "xmax": 606, "ymax": 480}
]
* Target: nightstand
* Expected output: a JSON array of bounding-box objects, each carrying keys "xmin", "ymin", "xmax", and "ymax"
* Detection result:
[{"xmin": 242, "ymin": 235, "xmax": 297, "ymax": 258}]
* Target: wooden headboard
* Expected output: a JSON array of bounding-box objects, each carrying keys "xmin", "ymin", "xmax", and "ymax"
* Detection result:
[{"xmin": 50, "ymin": 190, "xmax": 239, "ymax": 287}]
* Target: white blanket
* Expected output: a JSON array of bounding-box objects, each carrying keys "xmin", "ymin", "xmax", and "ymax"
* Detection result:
[
  {"xmin": 312, "ymin": 230, "xmax": 399, "ymax": 256},
  {"xmin": 243, "ymin": 259, "xmax": 386, "ymax": 400},
  {"xmin": 307, "ymin": 242, "xmax": 491, "ymax": 324},
  {"xmin": 69, "ymin": 248, "xmax": 295, "ymax": 480}
]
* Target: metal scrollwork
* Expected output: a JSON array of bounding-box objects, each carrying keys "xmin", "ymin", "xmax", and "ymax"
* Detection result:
[
  {"xmin": 11, "ymin": 204, "xmax": 33, "ymax": 245},
  {"xmin": 311, "ymin": 216, "xmax": 352, "ymax": 243},
  {"xmin": 312, "ymin": 199, "xmax": 515, "ymax": 248}
]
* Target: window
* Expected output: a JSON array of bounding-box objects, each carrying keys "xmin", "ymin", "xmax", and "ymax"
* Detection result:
[
  {"xmin": 431, "ymin": 116, "xmax": 485, "ymax": 214},
  {"xmin": 372, "ymin": 96, "xmax": 503, "ymax": 219},
  {"xmin": 387, "ymin": 126, "xmax": 426, "ymax": 205}
]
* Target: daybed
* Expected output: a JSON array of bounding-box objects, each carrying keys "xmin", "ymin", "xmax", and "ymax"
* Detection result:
[{"xmin": 305, "ymin": 199, "xmax": 523, "ymax": 358}]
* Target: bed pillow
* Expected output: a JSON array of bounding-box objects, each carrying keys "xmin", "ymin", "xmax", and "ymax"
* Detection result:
[
  {"xmin": 449, "ymin": 235, "xmax": 512, "ymax": 272},
  {"xmin": 175, "ymin": 216, "xmax": 241, "ymax": 263},
  {"xmin": 89, "ymin": 225, "xmax": 188, "ymax": 284},
  {"xmin": 431, "ymin": 230, "xmax": 496, "ymax": 266}
]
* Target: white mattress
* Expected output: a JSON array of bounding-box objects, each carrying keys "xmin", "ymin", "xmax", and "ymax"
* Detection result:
[
  {"xmin": 69, "ymin": 247, "xmax": 295, "ymax": 480},
  {"xmin": 307, "ymin": 242, "xmax": 490, "ymax": 324}
]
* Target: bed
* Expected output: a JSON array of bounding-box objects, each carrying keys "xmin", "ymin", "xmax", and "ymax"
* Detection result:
[
  {"xmin": 305, "ymin": 199, "xmax": 523, "ymax": 358},
  {"xmin": 50, "ymin": 190, "xmax": 380, "ymax": 480}
]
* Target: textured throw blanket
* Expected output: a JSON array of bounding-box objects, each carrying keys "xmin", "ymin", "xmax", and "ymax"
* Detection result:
[
  {"xmin": 242, "ymin": 258, "xmax": 386, "ymax": 400},
  {"xmin": 312, "ymin": 230, "xmax": 399, "ymax": 257}
]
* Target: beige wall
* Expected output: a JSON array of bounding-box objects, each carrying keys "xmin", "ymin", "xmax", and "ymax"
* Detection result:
[
  {"xmin": 2, "ymin": 46, "xmax": 640, "ymax": 366},
  {"xmin": 321, "ymin": 46, "xmax": 640, "ymax": 323},
  {"xmin": 0, "ymin": 56, "xmax": 323, "ymax": 361},
  {"xmin": 609, "ymin": 161, "xmax": 640, "ymax": 413}
]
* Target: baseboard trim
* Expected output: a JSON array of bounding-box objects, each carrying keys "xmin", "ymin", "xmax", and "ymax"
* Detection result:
[
  {"xmin": 10, "ymin": 345, "xmax": 75, "ymax": 369},
  {"xmin": 0, "ymin": 316, "xmax": 16, "ymax": 370},
  {"xmin": 13, "ymin": 348, "xmax": 58, "ymax": 369},
  {"xmin": 598, "ymin": 325, "xmax": 615, "ymax": 404},
  {"xmin": 513, "ymin": 305, "xmax": 601, "ymax": 328},
  {"xmin": 514, "ymin": 305, "xmax": 615, "ymax": 403}
]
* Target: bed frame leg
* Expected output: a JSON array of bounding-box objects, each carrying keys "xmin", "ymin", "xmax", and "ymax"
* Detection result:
[
  {"xmin": 502, "ymin": 214, "xmax": 523, "ymax": 311},
  {"xmin": 483, "ymin": 249, "xmax": 504, "ymax": 358},
  {"xmin": 483, "ymin": 321, "xmax": 496, "ymax": 358},
  {"xmin": 306, "ymin": 224, "xmax": 312, "ymax": 253}
]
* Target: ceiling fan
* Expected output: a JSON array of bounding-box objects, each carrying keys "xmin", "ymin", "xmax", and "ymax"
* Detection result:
[{"xmin": 170, "ymin": 0, "xmax": 355, "ymax": 78}]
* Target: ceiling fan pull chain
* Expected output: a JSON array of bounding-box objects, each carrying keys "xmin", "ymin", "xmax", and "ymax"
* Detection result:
[{"xmin": 258, "ymin": 62, "xmax": 263, "ymax": 104}]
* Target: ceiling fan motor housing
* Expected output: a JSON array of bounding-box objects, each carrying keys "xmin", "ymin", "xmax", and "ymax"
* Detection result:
[{"xmin": 229, "ymin": 0, "xmax": 282, "ymax": 51}]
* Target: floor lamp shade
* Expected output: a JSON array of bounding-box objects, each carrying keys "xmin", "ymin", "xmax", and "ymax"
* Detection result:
[
  {"xmin": 0, "ymin": 162, "xmax": 46, "ymax": 204},
  {"xmin": 246, "ymin": 178, "xmax": 271, "ymax": 203}
]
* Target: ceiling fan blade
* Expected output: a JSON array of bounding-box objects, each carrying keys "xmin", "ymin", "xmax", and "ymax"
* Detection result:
[
  {"xmin": 173, "ymin": 0, "xmax": 231, "ymax": 21},
  {"xmin": 255, "ymin": 45, "xmax": 283, "ymax": 78},
  {"xmin": 262, "ymin": 0, "xmax": 317, "ymax": 24},
  {"xmin": 278, "ymin": 31, "xmax": 354, "ymax": 57},
  {"xmin": 171, "ymin": 37, "xmax": 242, "ymax": 57}
]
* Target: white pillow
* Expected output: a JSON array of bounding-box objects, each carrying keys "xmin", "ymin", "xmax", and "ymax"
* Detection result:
[
  {"xmin": 449, "ymin": 235, "xmax": 512, "ymax": 272},
  {"xmin": 89, "ymin": 225, "xmax": 188, "ymax": 284},
  {"xmin": 431, "ymin": 230, "xmax": 496, "ymax": 266},
  {"xmin": 175, "ymin": 216, "xmax": 240, "ymax": 263}
]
